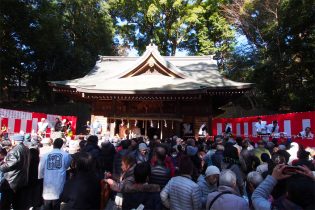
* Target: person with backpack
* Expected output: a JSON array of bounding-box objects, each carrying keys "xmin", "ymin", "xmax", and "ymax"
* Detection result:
[{"xmin": 206, "ymin": 169, "xmax": 249, "ymax": 210}]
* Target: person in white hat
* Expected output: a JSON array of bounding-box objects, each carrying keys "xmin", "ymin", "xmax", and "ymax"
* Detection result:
[{"xmin": 197, "ymin": 165, "xmax": 220, "ymax": 209}]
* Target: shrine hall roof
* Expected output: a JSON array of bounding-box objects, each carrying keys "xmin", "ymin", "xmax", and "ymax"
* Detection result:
[{"xmin": 49, "ymin": 44, "xmax": 252, "ymax": 94}]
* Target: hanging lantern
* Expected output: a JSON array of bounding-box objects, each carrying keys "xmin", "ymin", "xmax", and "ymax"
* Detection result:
[
  {"xmin": 171, "ymin": 121, "xmax": 174, "ymax": 129},
  {"xmin": 121, "ymin": 119, "xmax": 124, "ymax": 126},
  {"xmin": 164, "ymin": 120, "xmax": 167, "ymax": 128},
  {"xmin": 134, "ymin": 119, "xmax": 138, "ymax": 127},
  {"xmin": 127, "ymin": 120, "xmax": 130, "ymax": 128},
  {"xmin": 150, "ymin": 120, "xmax": 154, "ymax": 127},
  {"xmin": 142, "ymin": 120, "xmax": 145, "ymax": 128},
  {"xmin": 157, "ymin": 121, "xmax": 160, "ymax": 129}
]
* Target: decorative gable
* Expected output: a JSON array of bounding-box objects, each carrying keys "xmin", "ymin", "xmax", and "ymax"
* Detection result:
[{"xmin": 119, "ymin": 44, "xmax": 185, "ymax": 79}]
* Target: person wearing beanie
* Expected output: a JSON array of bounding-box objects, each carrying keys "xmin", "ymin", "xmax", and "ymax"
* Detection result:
[
  {"xmin": 134, "ymin": 143, "xmax": 149, "ymax": 164},
  {"xmin": 0, "ymin": 134, "xmax": 30, "ymax": 209},
  {"xmin": 197, "ymin": 166, "xmax": 220, "ymax": 209}
]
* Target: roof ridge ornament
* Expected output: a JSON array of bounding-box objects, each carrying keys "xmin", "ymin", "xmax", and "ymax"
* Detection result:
[{"xmin": 146, "ymin": 41, "xmax": 158, "ymax": 51}]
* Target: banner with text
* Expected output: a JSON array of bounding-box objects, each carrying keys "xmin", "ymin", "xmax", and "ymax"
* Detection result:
[
  {"xmin": 212, "ymin": 111, "xmax": 315, "ymax": 147},
  {"xmin": 0, "ymin": 108, "xmax": 77, "ymax": 136}
]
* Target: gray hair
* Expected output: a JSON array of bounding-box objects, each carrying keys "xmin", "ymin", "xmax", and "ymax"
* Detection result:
[
  {"xmin": 247, "ymin": 171, "xmax": 263, "ymax": 188},
  {"xmin": 219, "ymin": 169, "xmax": 236, "ymax": 188}
]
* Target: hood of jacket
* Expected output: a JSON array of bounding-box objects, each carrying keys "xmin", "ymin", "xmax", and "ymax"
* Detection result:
[{"xmin": 124, "ymin": 183, "xmax": 160, "ymax": 193}]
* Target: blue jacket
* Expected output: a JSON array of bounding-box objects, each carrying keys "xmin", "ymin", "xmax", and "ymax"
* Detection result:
[
  {"xmin": 197, "ymin": 175, "xmax": 217, "ymax": 209},
  {"xmin": 160, "ymin": 175, "xmax": 202, "ymax": 210},
  {"xmin": 252, "ymin": 175, "xmax": 303, "ymax": 210},
  {"xmin": 252, "ymin": 175, "xmax": 276, "ymax": 210}
]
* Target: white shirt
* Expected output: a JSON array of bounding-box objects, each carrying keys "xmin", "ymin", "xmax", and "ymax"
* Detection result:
[
  {"xmin": 38, "ymin": 122, "xmax": 48, "ymax": 132},
  {"xmin": 267, "ymin": 124, "xmax": 279, "ymax": 134},
  {"xmin": 39, "ymin": 148, "xmax": 72, "ymax": 200},
  {"xmin": 299, "ymin": 131, "xmax": 314, "ymax": 138},
  {"xmin": 91, "ymin": 121, "xmax": 102, "ymax": 134},
  {"xmin": 255, "ymin": 122, "xmax": 267, "ymax": 134}
]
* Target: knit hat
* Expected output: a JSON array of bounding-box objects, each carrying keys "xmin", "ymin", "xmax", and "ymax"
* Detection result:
[
  {"xmin": 278, "ymin": 144, "xmax": 286, "ymax": 150},
  {"xmin": 13, "ymin": 134, "xmax": 24, "ymax": 142},
  {"xmin": 186, "ymin": 146, "xmax": 198, "ymax": 156},
  {"xmin": 205, "ymin": 166, "xmax": 220, "ymax": 177},
  {"xmin": 139, "ymin": 143, "xmax": 148, "ymax": 151},
  {"xmin": 24, "ymin": 134, "xmax": 31, "ymax": 142}
]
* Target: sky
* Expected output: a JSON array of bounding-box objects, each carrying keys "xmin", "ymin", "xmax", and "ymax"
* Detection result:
[{"xmin": 125, "ymin": 33, "xmax": 250, "ymax": 57}]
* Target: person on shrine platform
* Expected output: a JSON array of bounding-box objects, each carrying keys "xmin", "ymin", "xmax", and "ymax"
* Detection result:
[
  {"xmin": 0, "ymin": 124, "xmax": 7, "ymax": 138},
  {"xmin": 267, "ymin": 120, "xmax": 279, "ymax": 136},
  {"xmin": 198, "ymin": 123, "xmax": 207, "ymax": 136},
  {"xmin": 298, "ymin": 127, "xmax": 314, "ymax": 139},
  {"xmin": 38, "ymin": 118, "xmax": 49, "ymax": 137},
  {"xmin": 91, "ymin": 119, "xmax": 102, "ymax": 135},
  {"xmin": 83, "ymin": 121, "xmax": 91, "ymax": 135},
  {"xmin": 255, "ymin": 117, "xmax": 267, "ymax": 135},
  {"xmin": 224, "ymin": 123, "xmax": 232, "ymax": 136},
  {"xmin": 54, "ymin": 117, "xmax": 62, "ymax": 132}
]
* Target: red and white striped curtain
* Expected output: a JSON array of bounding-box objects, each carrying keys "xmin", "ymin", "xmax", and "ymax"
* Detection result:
[
  {"xmin": 212, "ymin": 111, "xmax": 315, "ymax": 147},
  {"xmin": 0, "ymin": 108, "xmax": 77, "ymax": 135}
]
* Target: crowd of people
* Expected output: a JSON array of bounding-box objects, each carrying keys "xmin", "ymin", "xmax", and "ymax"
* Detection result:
[{"xmin": 0, "ymin": 129, "xmax": 314, "ymax": 210}]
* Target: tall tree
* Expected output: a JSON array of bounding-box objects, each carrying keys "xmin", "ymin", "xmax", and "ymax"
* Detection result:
[
  {"xmin": 108, "ymin": 0, "xmax": 235, "ymax": 58},
  {"xmin": 222, "ymin": 0, "xmax": 315, "ymax": 111},
  {"xmin": 0, "ymin": 0, "xmax": 114, "ymax": 103}
]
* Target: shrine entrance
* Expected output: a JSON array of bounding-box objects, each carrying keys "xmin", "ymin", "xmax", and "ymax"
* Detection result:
[{"xmin": 50, "ymin": 44, "xmax": 252, "ymax": 138}]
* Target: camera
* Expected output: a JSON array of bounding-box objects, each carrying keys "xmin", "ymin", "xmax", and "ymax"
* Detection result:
[{"xmin": 283, "ymin": 166, "xmax": 302, "ymax": 175}]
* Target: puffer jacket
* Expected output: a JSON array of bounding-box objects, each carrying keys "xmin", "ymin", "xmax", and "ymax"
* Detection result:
[
  {"xmin": 110, "ymin": 164, "xmax": 136, "ymax": 192},
  {"xmin": 160, "ymin": 175, "xmax": 202, "ymax": 210},
  {"xmin": 206, "ymin": 185, "xmax": 249, "ymax": 210},
  {"xmin": 0, "ymin": 142, "xmax": 30, "ymax": 191},
  {"xmin": 197, "ymin": 175, "xmax": 217, "ymax": 209}
]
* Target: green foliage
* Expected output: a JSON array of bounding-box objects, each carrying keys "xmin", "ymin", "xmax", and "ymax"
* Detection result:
[
  {"xmin": 108, "ymin": 0, "xmax": 235, "ymax": 57},
  {"xmin": 1, "ymin": 0, "xmax": 313, "ymax": 113},
  {"xmin": 223, "ymin": 0, "xmax": 315, "ymax": 111},
  {"xmin": 0, "ymin": 0, "xmax": 114, "ymax": 103}
]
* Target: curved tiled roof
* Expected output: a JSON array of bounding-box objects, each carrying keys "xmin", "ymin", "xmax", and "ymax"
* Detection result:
[{"xmin": 50, "ymin": 44, "xmax": 252, "ymax": 94}]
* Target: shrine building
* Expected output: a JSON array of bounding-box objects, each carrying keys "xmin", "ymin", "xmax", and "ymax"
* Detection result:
[{"xmin": 49, "ymin": 44, "xmax": 253, "ymax": 139}]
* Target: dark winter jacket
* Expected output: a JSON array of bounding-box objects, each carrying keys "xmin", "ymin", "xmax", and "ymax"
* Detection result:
[
  {"xmin": 122, "ymin": 183, "xmax": 161, "ymax": 210},
  {"xmin": 0, "ymin": 142, "xmax": 30, "ymax": 191},
  {"xmin": 61, "ymin": 171, "xmax": 101, "ymax": 210}
]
